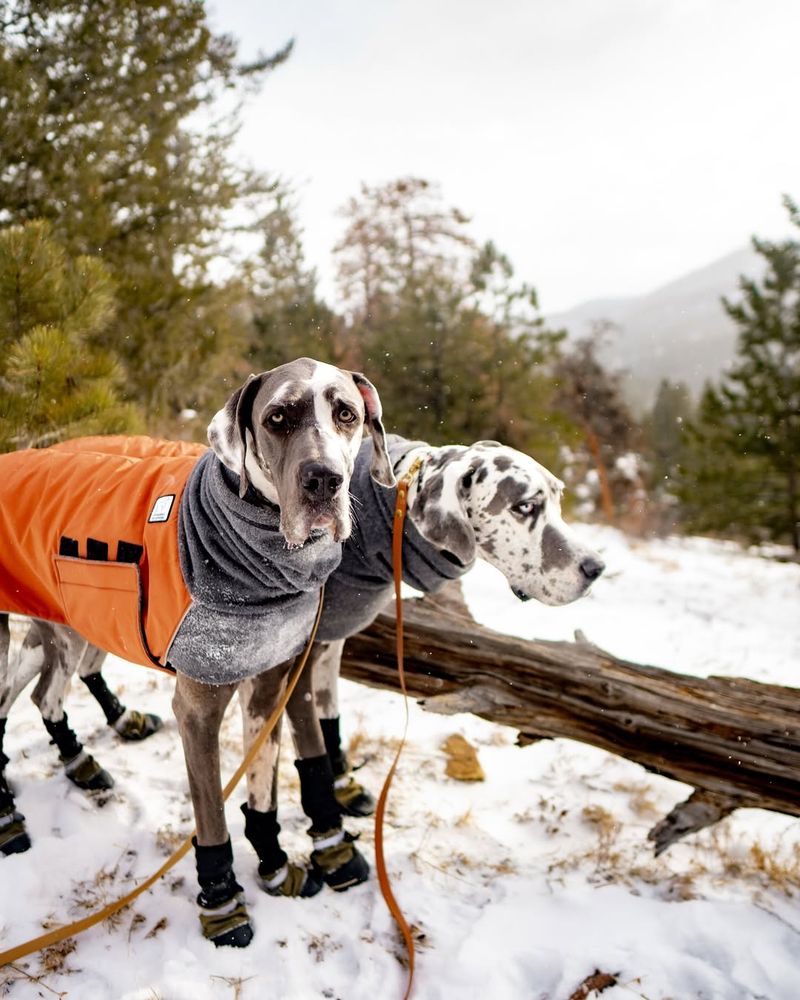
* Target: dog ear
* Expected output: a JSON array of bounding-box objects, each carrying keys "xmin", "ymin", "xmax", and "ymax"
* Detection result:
[
  {"xmin": 208, "ymin": 372, "xmax": 269, "ymax": 498},
  {"xmin": 350, "ymin": 371, "xmax": 396, "ymax": 487},
  {"xmin": 412, "ymin": 458, "xmax": 476, "ymax": 566}
]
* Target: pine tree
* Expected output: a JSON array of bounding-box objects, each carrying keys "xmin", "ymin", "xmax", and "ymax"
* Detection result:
[
  {"xmin": 677, "ymin": 198, "xmax": 800, "ymax": 549},
  {"xmin": 0, "ymin": 221, "xmax": 141, "ymax": 449},
  {"xmin": 552, "ymin": 325, "xmax": 642, "ymax": 523},
  {"xmin": 645, "ymin": 379, "xmax": 693, "ymax": 488},
  {"xmin": 248, "ymin": 188, "xmax": 343, "ymax": 371},
  {"xmin": 332, "ymin": 177, "xmax": 568, "ymax": 457},
  {"xmin": 0, "ymin": 0, "xmax": 291, "ymax": 426}
]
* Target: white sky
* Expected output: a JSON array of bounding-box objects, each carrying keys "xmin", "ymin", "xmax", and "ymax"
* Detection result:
[{"xmin": 209, "ymin": 0, "xmax": 799, "ymax": 312}]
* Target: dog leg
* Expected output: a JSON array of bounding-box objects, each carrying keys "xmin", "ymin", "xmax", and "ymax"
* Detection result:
[
  {"xmin": 172, "ymin": 672, "xmax": 252, "ymax": 948},
  {"xmin": 0, "ymin": 614, "xmax": 31, "ymax": 855},
  {"xmin": 287, "ymin": 651, "xmax": 370, "ymax": 892},
  {"xmin": 238, "ymin": 667, "xmax": 323, "ymax": 899},
  {"xmin": 28, "ymin": 623, "xmax": 113, "ymax": 793},
  {"xmin": 77, "ymin": 644, "xmax": 162, "ymax": 741},
  {"xmin": 312, "ymin": 639, "xmax": 376, "ymax": 817}
]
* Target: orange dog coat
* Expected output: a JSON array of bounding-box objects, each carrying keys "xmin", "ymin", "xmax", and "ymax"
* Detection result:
[{"xmin": 0, "ymin": 437, "xmax": 206, "ymax": 668}]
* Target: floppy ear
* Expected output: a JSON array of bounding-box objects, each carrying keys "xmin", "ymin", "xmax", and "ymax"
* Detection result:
[
  {"xmin": 207, "ymin": 372, "xmax": 269, "ymax": 498},
  {"xmin": 412, "ymin": 458, "xmax": 476, "ymax": 566},
  {"xmin": 350, "ymin": 371, "xmax": 396, "ymax": 487}
]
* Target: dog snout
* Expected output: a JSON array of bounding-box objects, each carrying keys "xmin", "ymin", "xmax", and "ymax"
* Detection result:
[
  {"xmin": 299, "ymin": 460, "xmax": 343, "ymax": 501},
  {"xmin": 579, "ymin": 556, "xmax": 605, "ymax": 582}
]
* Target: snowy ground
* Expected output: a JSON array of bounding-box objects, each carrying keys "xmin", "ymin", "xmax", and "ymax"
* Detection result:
[{"xmin": 1, "ymin": 525, "xmax": 799, "ymax": 1000}]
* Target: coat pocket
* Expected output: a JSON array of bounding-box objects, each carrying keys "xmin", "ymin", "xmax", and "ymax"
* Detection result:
[{"xmin": 53, "ymin": 556, "xmax": 156, "ymax": 667}]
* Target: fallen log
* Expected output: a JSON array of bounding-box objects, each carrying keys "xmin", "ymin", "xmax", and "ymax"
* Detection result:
[{"xmin": 339, "ymin": 583, "xmax": 800, "ymax": 852}]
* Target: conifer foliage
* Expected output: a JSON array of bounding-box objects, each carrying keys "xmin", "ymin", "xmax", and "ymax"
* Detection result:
[
  {"xmin": 0, "ymin": 0, "xmax": 290, "ymax": 426},
  {"xmin": 0, "ymin": 221, "xmax": 141, "ymax": 449},
  {"xmin": 678, "ymin": 198, "xmax": 800, "ymax": 550}
]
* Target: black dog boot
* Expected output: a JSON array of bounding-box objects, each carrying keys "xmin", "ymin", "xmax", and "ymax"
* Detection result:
[
  {"xmin": 321, "ymin": 717, "xmax": 376, "ymax": 818},
  {"xmin": 294, "ymin": 754, "xmax": 369, "ymax": 892},
  {"xmin": 42, "ymin": 716, "xmax": 114, "ymax": 792},
  {"xmin": 241, "ymin": 804, "xmax": 323, "ymax": 899},
  {"xmin": 310, "ymin": 828, "xmax": 370, "ymax": 892},
  {"xmin": 194, "ymin": 837, "xmax": 253, "ymax": 948},
  {"xmin": 80, "ymin": 674, "xmax": 163, "ymax": 741},
  {"xmin": 0, "ymin": 768, "xmax": 30, "ymax": 855},
  {"xmin": 113, "ymin": 709, "xmax": 163, "ymax": 741}
]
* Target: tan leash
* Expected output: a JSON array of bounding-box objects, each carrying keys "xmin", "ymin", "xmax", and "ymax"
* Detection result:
[
  {"xmin": 0, "ymin": 587, "xmax": 326, "ymax": 968},
  {"xmin": 374, "ymin": 454, "xmax": 425, "ymax": 1000}
]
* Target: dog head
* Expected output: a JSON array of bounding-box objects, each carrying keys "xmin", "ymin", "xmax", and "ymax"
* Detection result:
[
  {"xmin": 410, "ymin": 441, "xmax": 604, "ymax": 605},
  {"xmin": 208, "ymin": 358, "xmax": 394, "ymax": 547}
]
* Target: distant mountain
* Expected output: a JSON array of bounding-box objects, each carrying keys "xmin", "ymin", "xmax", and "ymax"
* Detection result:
[{"xmin": 545, "ymin": 247, "xmax": 764, "ymax": 411}]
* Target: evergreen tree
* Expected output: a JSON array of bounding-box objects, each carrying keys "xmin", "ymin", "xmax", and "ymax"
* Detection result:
[
  {"xmin": 249, "ymin": 188, "xmax": 343, "ymax": 371},
  {"xmin": 0, "ymin": 0, "xmax": 291, "ymax": 426},
  {"xmin": 645, "ymin": 379, "xmax": 693, "ymax": 489},
  {"xmin": 0, "ymin": 221, "xmax": 141, "ymax": 449},
  {"xmin": 677, "ymin": 198, "xmax": 800, "ymax": 549},
  {"xmin": 553, "ymin": 324, "xmax": 642, "ymax": 522},
  {"xmin": 333, "ymin": 177, "xmax": 568, "ymax": 459}
]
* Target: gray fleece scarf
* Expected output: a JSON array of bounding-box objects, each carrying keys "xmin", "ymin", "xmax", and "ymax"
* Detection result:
[
  {"xmin": 167, "ymin": 451, "xmax": 342, "ymax": 683},
  {"xmin": 316, "ymin": 436, "xmax": 472, "ymax": 642}
]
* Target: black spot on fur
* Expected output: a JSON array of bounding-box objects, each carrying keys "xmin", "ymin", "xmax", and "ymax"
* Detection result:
[
  {"xmin": 541, "ymin": 524, "xmax": 573, "ymax": 571},
  {"xmin": 486, "ymin": 475, "xmax": 528, "ymax": 516},
  {"xmin": 493, "ymin": 456, "xmax": 513, "ymax": 472}
]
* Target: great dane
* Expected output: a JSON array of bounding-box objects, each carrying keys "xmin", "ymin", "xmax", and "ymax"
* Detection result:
[
  {"xmin": 237, "ymin": 434, "xmax": 605, "ymax": 850},
  {"xmin": 3, "ymin": 432, "xmax": 604, "ymax": 936},
  {"xmin": 0, "ymin": 358, "xmax": 394, "ymax": 948}
]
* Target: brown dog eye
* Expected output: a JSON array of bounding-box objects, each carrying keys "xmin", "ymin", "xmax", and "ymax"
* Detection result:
[{"xmin": 338, "ymin": 407, "xmax": 357, "ymax": 424}]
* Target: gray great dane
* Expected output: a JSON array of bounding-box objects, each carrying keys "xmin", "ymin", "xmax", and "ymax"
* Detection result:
[
  {"xmin": 0, "ymin": 357, "xmax": 394, "ymax": 948},
  {"xmin": 2, "ymin": 430, "xmax": 604, "ymax": 944}
]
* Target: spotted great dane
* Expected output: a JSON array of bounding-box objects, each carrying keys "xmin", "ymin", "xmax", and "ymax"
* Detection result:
[
  {"xmin": 0, "ymin": 357, "xmax": 394, "ymax": 948},
  {"xmin": 238, "ymin": 435, "xmax": 606, "ymax": 838}
]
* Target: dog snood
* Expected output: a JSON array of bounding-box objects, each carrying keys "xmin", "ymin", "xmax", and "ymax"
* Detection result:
[
  {"xmin": 169, "ymin": 452, "xmax": 343, "ymax": 684},
  {"xmin": 316, "ymin": 436, "xmax": 473, "ymax": 642}
]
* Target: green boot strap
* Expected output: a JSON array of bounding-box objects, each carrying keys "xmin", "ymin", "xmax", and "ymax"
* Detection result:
[
  {"xmin": 62, "ymin": 750, "xmax": 113, "ymax": 791},
  {"xmin": 334, "ymin": 774, "xmax": 367, "ymax": 807},
  {"xmin": 259, "ymin": 861, "xmax": 311, "ymax": 897},
  {"xmin": 310, "ymin": 828, "xmax": 354, "ymax": 873},
  {"xmin": 199, "ymin": 893, "xmax": 251, "ymax": 942},
  {"xmin": 113, "ymin": 709, "xmax": 163, "ymax": 741},
  {"xmin": 0, "ymin": 805, "xmax": 28, "ymax": 852}
]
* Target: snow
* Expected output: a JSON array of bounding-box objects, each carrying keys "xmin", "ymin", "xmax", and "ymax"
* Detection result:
[{"xmin": 1, "ymin": 525, "xmax": 799, "ymax": 1000}]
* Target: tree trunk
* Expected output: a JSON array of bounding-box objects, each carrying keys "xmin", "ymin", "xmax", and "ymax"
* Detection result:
[{"xmin": 340, "ymin": 584, "xmax": 800, "ymax": 853}]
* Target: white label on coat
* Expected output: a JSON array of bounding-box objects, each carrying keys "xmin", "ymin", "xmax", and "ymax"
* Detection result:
[{"xmin": 148, "ymin": 494, "xmax": 175, "ymax": 523}]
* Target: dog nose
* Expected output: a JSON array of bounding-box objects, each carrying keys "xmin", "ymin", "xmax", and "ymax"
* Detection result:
[
  {"xmin": 300, "ymin": 461, "xmax": 343, "ymax": 500},
  {"xmin": 579, "ymin": 556, "xmax": 605, "ymax": 582}
]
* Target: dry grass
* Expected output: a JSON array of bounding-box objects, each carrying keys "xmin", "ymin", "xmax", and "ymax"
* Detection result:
[{"xmin": 441, "ymin": 734, "xmax": 485, "ymax": 782}]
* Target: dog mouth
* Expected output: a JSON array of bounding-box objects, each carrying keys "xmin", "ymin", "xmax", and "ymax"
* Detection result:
[{"xmin": 283, "ymin": 503, "xmax": 352, "ymax": 547}]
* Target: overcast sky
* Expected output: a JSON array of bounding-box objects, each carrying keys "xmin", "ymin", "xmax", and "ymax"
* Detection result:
[{"xmin": 209, "ymin": 0, "xmax": 799, "ymax": 313}]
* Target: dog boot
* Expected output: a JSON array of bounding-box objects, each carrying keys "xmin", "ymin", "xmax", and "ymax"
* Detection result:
[
  {"xmin": 310, "ymin": 828, "xmax": 370, "ymax": 892},
  {"xmin": 194, "ymin": 837, "xmax": 253, "ymax": 948},
  {"xmin": 42, "ymin": 716, "xmax": 114, "ymax": 792},
  {"xmin": 0, "ymin": 770, "xmax": 31, "ymax": 856},
  {"xmin": 321, "ymin": 717, "xmax": 376, "ymax": 817},
  {"xmin": 241, "ymin": 804, "xmax": 323, "ymax": 899},
  {"xmin": 63, "ymin": 750, "xmax": 114, "ymax": 792},
  {"xmin": 113, "ymin": 708, "xmax": 163, "ymax": 741},
  {"xmin": 80, "ymin": 674, "xmax": 163, "ymax": 741}
]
